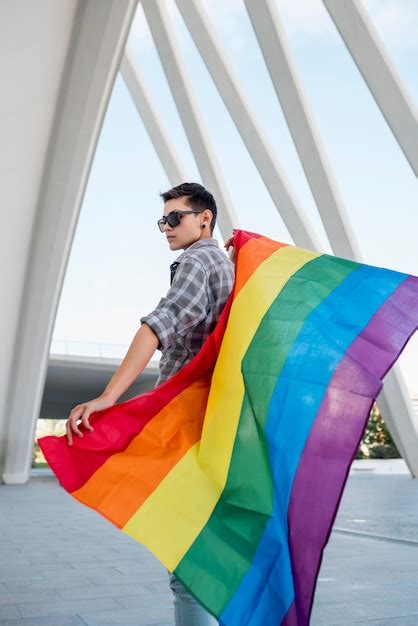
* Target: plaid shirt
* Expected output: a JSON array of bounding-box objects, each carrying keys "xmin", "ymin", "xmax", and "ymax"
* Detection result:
[{"xmin": 140, "ymin": 238, "xmax": 235, "ymax": 385}]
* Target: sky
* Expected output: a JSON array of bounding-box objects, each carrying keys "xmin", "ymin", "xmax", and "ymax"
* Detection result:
[{"xmin": 51, "ymin": 0, "xmax": 418, "ymax": 391}]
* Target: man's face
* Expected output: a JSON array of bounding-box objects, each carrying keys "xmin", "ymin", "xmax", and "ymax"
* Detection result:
[{"xmin": 160, "ymin": 196, "xmax": 212, "ymax": 251}]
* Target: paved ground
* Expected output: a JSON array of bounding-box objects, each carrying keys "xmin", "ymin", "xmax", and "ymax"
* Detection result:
[{"xmin": 0, "ymin": 473, "xmax": 417, "ymax": 626}]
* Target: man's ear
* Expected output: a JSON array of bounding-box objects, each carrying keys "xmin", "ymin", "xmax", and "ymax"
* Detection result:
[{"xmin": 204, "ymin": 208, "xmax": 213, "ymax": 226}]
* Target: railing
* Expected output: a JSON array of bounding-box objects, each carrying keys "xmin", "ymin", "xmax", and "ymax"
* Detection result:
[{"xmin": 50, "ymin": 339, "xmax": 160, "ymax": 362}]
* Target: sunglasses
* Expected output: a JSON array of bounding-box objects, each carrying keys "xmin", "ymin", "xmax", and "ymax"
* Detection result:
[{"xmin": 157, "ymin": 209, "xmax": 204, "ymax": 232}]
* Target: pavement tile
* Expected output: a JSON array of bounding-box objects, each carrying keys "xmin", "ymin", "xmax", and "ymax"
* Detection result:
[
  {"xmin": 17, "ymin": 598, "xmax": 123, "ymax": 619},
  {"xmin": 312, "ymin": 599, "xmax": 418, "ymax": 625},
  {"xmin": 4, "ymin": 579, "xmax": 93, "ymax": 594},
  {"xmin": 0, "ymin": 591, "xmax": 60, "ymax": 607},
  {"xmin": 116, "ymin": 593, "xmax": 173, "ymax": 610},
  {"xmin": 0, "ymin": 566, "xmax": 74, "ymax": 584},
  {"xmin": 25, "ymin": 556, "xmax": 66, "ymax": 567},
  {"xmin": 57, "ymin": 583, "xmax": 150, "ymax": 601},
  {"xmin": 0, "ymin": 560, "xmax": 31, "ymax": 569},
  {"xmin": 0, "ymin": 606, "xmax": 21, "ymax": 622},
  {"xmin": 140, "ymin": 581, "xmax": 171, "ymax": 595},
  {"xmin": 365, "ymin": 582, "xmax": 418, "ymax": 600},
  {"xmin": 113, "ymin": 564, "xmax": 166, "ymax": 576},
  {"xmin": 0, "ymin": 617, "xmax": 85, "ymax": 626},
  {"xmin": 91, "ymin": 552, "xmax": 131, "ymax": 561},
  {"xmin": 325, "ymin": 617, "xmax": 418, "ymax": 626},
  {"xmin": 312, "ymin": 589, "xmax": 365, "ymax": 607},
  {"xmin": 78, "ymin": 606, "xmax": 174, "ymax": 625},
  {"xmin": 40, "ymin": 568, "xmax": 110, "ymax": 582},
  {"xmin": 32, "ymin": 563, "xmax": 76, "ymax": 574},
  {"xmin": 84, "ymin": 570, "xmax": 167, "ymax": 586},
  {"xmin": 0, "ymin": 573, "xmax": 44, "ymax": 585}
]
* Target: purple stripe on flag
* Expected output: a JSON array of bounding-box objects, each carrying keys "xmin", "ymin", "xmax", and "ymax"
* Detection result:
[
  {"xmin": 281, "ymin": 599, "xmax": 298, "ymax": 626},
  {"xmin": 286, "ymin": 276, "xmax": 418, "ymax": 626}
]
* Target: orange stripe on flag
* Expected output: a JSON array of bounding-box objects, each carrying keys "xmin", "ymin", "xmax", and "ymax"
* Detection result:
[{"xmin": 73, "ymin": 380, "xmax": 209, "ymax": 526}]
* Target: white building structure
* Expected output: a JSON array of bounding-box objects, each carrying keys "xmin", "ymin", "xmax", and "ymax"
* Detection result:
[{"xmin": 1, "ymin": 0, "xmax": 417, "ymax": 484}]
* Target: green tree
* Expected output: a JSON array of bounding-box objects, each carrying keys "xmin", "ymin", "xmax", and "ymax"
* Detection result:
[
  {"xmin": 32, "ymin": 419, "xmax": 66, "ymax": 468},
  {"xmin": 357, "ymin": 404, "xmax": 400, "ymax": 459}
]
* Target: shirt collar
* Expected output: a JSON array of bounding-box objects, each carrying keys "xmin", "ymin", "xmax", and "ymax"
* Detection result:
[{"xmin": 174, "ymin": 237, "xmax": 219, "ymax": 262}]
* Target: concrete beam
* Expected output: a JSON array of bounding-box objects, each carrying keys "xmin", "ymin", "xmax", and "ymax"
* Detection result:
[
  {"xmin": 323, "ymin": 0, "xmax": 418, "ymax": 177},
  {"xmin": 121, "ymin": 43, "xmax": 189, "ymax": 186},
  {"xmin": 141, "ymin": 0, "xmax": 239, "ymax": 239}
]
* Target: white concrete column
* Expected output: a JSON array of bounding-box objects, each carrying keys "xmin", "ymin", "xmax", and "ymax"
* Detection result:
[{"xmin": 1, "ymin": 0, "xmax": 137, "ymax": 484}]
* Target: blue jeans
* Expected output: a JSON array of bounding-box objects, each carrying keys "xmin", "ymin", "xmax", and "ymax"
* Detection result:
[{"xmin": 169, "ymin": 572, "xmax": 218, "ymax": 626}]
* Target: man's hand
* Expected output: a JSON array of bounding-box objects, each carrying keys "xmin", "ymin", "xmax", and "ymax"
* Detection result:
[
  {"xmin": 224, "ymin": 236, "xmax": 233, "ymax": 251},
  {"xmin": 224, "ymin": 236, "xmax": 235, "ymax": 262},
  {"xmin": 65, "ymin": 394, "xmax": 115, "ymax": 446}
]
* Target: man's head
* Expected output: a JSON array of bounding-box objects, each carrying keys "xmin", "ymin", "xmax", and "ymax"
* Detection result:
[{"xmin": 158, "ymin": 182, "xmax": 217, "ymax": 250}]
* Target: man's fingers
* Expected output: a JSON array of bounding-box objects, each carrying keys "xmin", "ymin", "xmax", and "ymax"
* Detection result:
[
  {"xmin": 82, "ymin": 412, "xmax": 94, "ymax": 432},
  {"xmin": 67, "ymin": 418, "xmax": 83, "ymax": 439},
  {"xmin": 68, "ymin": 407, "xmax": 84, "ymax": 437},
  {"xmin": 66, "ymin": 421, "xmax": 73, "ymax": 446},
  {"xmin": 65, "ymin": 402, "xmax": 98, "ymax": 445},
  {"xmin": 71, "ymin": 417, "xmax": 84, "ymax": 437}
]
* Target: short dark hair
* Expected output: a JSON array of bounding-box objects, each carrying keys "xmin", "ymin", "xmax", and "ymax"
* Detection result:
[{"xmin": 159, "ymin": 182, "xmax": 217, "ymax": 234}]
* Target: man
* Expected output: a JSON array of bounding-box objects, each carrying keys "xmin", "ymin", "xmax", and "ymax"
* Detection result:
[{"xmin": 65, "ymin": 182, "xmax": 235, "ymax": 626}]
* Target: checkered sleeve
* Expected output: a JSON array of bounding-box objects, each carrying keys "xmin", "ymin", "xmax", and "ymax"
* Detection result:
[{"xmin": 140, "ymin": 258, "xmax": 209, "ymax": 351}]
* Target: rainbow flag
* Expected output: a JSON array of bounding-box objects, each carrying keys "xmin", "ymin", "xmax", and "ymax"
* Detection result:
[{"xmin": 38, "ymin": 229, "xmax": 418, "ymax": 625}]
